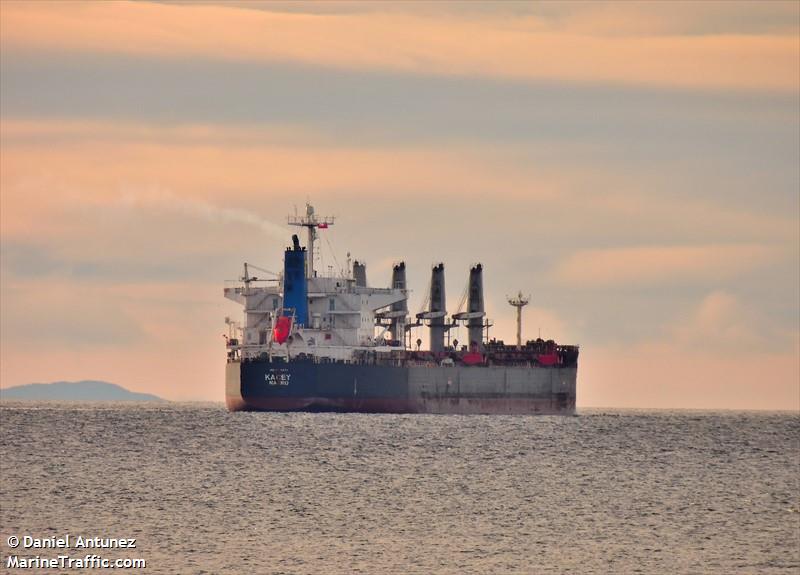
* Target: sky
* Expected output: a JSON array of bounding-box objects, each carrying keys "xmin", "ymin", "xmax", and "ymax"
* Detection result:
[{"xmin": 1, "ymin": 0, "xmax": 798, "ymax": 408}]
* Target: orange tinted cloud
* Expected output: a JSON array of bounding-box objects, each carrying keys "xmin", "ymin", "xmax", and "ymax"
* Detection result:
[
  {"xmin": 3, "ymin": 119, "xmax": 794, "ymax": 252},
  {"xmin": 552, "ymin": 244, "xmax": 782, "ymax": 287},
  {"xmin": 1, "ymin": 1, "xmax": 797, "ymax": 91},
  {"xmin": 0, "ymin": 119, "xmax": 564, "ymax": 240},
  {"xmin": 554, "ymin": 1, "xmax": 800, "ymax": 36},
  {"xmin": 0, "ymin": 302, "xmax": 224, "ymax": 402},
  {"xmin": 2, "ymin": 120, "xmax": 797, "ymax": 405},
  {"xmin": 580, "ymin": 290, "xmax": 799, "ymax": 410},
  {"xmin": 671, "ymin": 291, "xmax": 772, "ymax": 351},
  {"xmin": 580, "ymin": 339, "xmax": 800, "ymax": 410},
  {"xmin": 0, "ymin": 278, "xmax": 229, "ymax": 400}
]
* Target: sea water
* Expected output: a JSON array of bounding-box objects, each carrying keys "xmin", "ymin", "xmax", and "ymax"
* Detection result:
[{"xmin": 1, "ymin": 404, "xmax": 797, "ymax": 574}]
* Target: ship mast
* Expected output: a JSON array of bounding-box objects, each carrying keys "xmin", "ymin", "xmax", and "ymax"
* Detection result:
[
  {"xmin": 507, "ymin": 291, "xmax": 530, "ymax": 350},
  {"xmin": 288, "ymin": 203, "xmax": 335, "ymax": 278}
]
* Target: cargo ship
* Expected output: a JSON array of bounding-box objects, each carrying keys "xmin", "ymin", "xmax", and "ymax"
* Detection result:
[{"xmin": 224, "ymin": 204, "xmax": 578, "ymax": 414}]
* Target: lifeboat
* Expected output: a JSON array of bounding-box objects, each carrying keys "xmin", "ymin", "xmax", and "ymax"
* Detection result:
[{"xmin": 273, "ymin": 316, "xmax": 292, "ymax": 344}]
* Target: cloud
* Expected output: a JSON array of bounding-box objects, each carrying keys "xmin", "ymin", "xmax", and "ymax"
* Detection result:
[
  {"xmin": 0, "ymin": 276, "xmax": 230, "ymax": 399},
  {"xmin": 579, "ymin": 338, "xmax": 800, "ymax": 410},
  {"xmin": 551, "ymin": 244, "xmax": 782, "ymax": 288},
  {"xmin": 671, "ymin": 291, "xmax": 795, "ymax": 352},
  {"xmin": 549, "ymin": 1, "xmax": 800, "ymax": 37},
  {"xmin": 0, "ymin": 280, "xmax": 146, "ymax": 348},
  {"xmin": 577, "ymin": 290, "xmax": 799, "ymax": 410},
  {"xmin": 1, "ymin": 2, "xmax": 797, "ymax": 91},
  {"xmin": 0, "ymin": 284, "xmax": 230, "ymax": 400},
  {"xmin": 2, "ymin": 120, "xmax": 795, "ymax": 292},
  {"xmin": 156, "ymin": 0, "xmax": 800, "ymax": 37},
  {"xmin": 0, "ymin": 119, "xmax": 323, "ymax": 147},
  {"xmin": 1, "ymin": 117, "xmax": 796, "ymax": 407},
  {"xmin": 0, "ymin": 119, "xmax": 567, "ymax": 241}
]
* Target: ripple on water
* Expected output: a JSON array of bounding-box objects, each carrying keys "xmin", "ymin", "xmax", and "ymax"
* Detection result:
[{"xmin": 1, "ymin": 404, "xmax": 798, "ymax": 574}]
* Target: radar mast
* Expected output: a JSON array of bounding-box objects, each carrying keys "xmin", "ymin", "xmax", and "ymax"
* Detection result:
[
  {"xmin": 288, "ymin": 203, "xmax": 335, "ymax": 278},
  {"xmin": 507, "ymin": 291, "xmax": 530, "ymax": 350}
]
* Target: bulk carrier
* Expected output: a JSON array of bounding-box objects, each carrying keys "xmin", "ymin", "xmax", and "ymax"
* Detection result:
[{"xmin": 225, "ymin": 204, "xmax": 578, "ymax": 414}]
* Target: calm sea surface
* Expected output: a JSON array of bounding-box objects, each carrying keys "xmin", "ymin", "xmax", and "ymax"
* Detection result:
[{"xmin": 0, "ymin": 404, "xmax": 797, "ymax": 574}]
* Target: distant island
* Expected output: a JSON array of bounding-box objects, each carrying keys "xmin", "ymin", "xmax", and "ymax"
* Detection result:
[{"xmin": 0, "ymin": 380, "xmax": 165, "ymax": 402}]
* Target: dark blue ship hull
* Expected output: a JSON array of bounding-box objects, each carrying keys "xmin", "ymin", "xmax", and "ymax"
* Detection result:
[{"xmin": 226, "ymin": 359, "xmax": 577, "ymax": 415}]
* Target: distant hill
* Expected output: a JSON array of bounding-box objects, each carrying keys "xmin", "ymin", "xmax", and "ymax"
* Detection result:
[{"xmin": 0, "ymin": 380, "xmax": 165, "ymax": 402}]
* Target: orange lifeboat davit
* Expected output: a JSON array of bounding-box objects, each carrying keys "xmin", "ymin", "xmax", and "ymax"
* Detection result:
[{"xmin": 273, "ymin": 316, "xmax": 292, "ymax": 344}]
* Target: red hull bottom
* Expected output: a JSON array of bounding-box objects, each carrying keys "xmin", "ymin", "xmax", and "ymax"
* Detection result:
[{"xmin": 226, "ymin": 395, "xmax": 575, "ymax": 415}]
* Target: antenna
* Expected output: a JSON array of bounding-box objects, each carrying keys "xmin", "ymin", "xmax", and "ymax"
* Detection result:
[
  {"xmin": 507, "ymin": 291, "xmax": 530, "ymax": 350},
  {"xmin": 287, "ymin": 202, "xmax": 335, "ymax": 278}
]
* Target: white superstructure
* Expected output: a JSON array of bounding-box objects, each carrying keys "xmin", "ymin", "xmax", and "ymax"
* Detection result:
[{"xmin": 224, "ymin": 203, "xmax": 408, "ymax": 362}]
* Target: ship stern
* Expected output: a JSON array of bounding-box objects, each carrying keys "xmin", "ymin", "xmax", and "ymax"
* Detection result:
[{"xmin": 225, "ymin": 361, "xmax": 248, "ymax": 412}]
